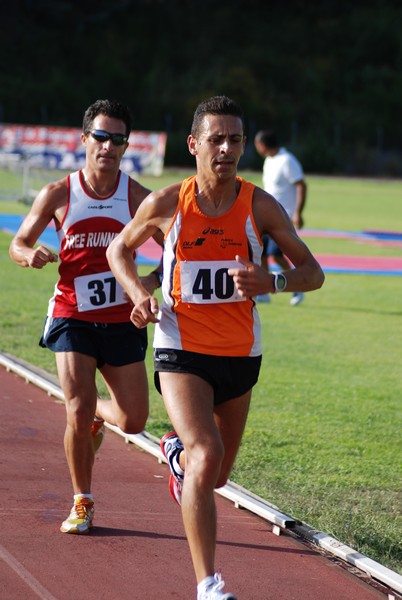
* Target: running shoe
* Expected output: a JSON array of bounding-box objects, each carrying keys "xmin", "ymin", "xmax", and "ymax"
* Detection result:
[
  {"xmin": 60, "ymin": 496, "xmax": 94, "ymax": 534},
  {"xmin": 91, "ymin": 417, "xmax": 105, "ymax": 453},
  {"xmin": 197, "ymin": 573, "xmax": 237, "ymax": 600},
  {"xmin": 290, "ymin": 292, "xmax": 304, "ymax": 306},
  {"xmin": 160, "ymin": 431, "xmax": 184, "ymax": 506}
]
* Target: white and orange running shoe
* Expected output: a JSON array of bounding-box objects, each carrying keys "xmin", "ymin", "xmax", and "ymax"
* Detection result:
[{"xmin": 60, "ymin": 496, "xmax": 95, "ymax": 534}]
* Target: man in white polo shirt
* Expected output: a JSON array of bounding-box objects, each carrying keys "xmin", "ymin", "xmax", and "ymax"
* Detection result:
[{"xmin": 254, "ymin": 130, "xmax": 307, "ymax": 305}]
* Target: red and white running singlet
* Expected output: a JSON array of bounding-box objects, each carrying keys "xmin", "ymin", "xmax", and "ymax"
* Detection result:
[
  {"xmin": 154, "ymin": 176, "xmax": 263, "ymax": 356},
  {"xmin": 46, "ymin": 170, "xmax": 135, "ymax": 322}
]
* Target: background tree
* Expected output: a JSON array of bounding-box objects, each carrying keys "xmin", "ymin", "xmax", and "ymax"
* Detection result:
[{"xmin": 1, "ymin": 0, "xmax": 402, "ymax": 174}]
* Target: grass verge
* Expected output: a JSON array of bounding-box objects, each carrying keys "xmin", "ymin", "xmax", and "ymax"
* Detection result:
[{"xmin": 0, "ymin": 170, "xmax": 401, "ymax": 573}]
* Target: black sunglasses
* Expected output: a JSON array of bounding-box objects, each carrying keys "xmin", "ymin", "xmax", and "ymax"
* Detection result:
[{"xmin": 87, "ymin": 129, "xmax": 128, "ymax": 146}]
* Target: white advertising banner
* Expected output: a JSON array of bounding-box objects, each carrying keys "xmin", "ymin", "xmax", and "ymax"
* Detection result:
[{"xmin": 0, "ymin": 124, "xmax": 167, "ymax": 176}]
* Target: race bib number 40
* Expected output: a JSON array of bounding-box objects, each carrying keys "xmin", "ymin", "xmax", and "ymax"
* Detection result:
[
  {"xmin": 180, "ymin": 260, "xmax": 246, "ymax": 304},
  {"xmin": 74, "ymin": 271, "xmax": 126, "ymax": 312}
]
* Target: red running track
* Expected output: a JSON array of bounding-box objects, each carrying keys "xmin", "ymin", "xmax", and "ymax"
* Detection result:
[{"xmin": 0, "ymin": 366, "xmax": 386, "ymax": 600}]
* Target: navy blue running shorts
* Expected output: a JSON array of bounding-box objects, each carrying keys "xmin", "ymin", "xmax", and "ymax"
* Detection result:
[
  {"xmin": 154, "ymin": 348, "xmax": 262, "ymax": 405},
  {"xmin": 39, "ymin": 317, "xmax": 148, "ymax": 368}
]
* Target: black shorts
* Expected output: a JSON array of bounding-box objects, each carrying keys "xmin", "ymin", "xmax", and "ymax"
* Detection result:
[
  {"xmin": 154, "ymin": 348, "xmax": 262, "ymax": 405},
  {"xmin": 39, "ymin": 317, "xmax": 148, "ymax": 369}
]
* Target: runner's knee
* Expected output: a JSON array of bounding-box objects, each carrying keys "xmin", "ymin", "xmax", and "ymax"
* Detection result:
[
  {"xmin": 187, "ymin": 438, "xmax": 225, "ymax": 485},
  {"xmin": 66, "ymin": 402, "xmax": 93, "ymax": 435},
  {"xmin": 115, "ymin": 409, "xmax": 148, "ymax": 434}
]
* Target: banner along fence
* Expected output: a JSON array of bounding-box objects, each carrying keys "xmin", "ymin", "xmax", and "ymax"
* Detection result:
[{"xmin": 0, "ymin": 123, "xmax": 167, "ymax": 176}]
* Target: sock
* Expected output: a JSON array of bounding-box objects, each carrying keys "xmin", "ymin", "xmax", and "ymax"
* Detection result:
[
  {"xmin": 197, "ymin": 576, "xmax": 215, "ymax": 594},
  {"xmin": 74, "ymin": 493, "xmax": 93, "ymax": 502}
]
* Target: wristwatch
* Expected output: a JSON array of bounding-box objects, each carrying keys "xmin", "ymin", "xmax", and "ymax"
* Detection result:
[
  {"xmin": 151, "ymin": 270, "xmax": 163, "ymax": 288},
  {"xmin": 273, "ymin": 273, "xmax": 287, "ymax": 293}
]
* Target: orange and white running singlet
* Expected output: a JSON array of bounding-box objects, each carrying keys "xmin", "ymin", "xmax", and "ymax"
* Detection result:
[
  {"xmin": 154, "ymin": 176, "xmax": 263, "ymax": 356},
  {"xmin": 46, "ymin": 170, "xmax": 135, "ymax": 323}
]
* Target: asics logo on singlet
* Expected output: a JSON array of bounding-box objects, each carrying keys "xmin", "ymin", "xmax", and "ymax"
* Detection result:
[{"xmin": 202, "ymin": 227, "xmax": 224, "ymax": 235}]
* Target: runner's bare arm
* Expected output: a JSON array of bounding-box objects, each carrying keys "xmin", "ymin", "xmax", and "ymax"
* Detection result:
[
  {"xmin": 9, "ymin": 180, "xmax": 68, "ymax": 269},
  {"xmin": 229, "ymin": 188, "xmax": 324, "ymax": 297},
  {"xmin": 133, "ymin": 186, "xmax": 165, "ymax": 294},
  {"xmin": 107, "ymin": 184, "xmax": 180, "ymax": 327}
]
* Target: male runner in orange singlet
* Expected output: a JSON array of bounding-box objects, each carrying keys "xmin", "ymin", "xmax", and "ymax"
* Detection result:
[{"xmin": 107, "ymin": 96, "xmax": 324, "ymax": 600}]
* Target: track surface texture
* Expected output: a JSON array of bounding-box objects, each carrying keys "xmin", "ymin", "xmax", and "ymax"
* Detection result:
[{"xmin": 0, "ymin": 366, "xmax": 386, "ymax": 600}]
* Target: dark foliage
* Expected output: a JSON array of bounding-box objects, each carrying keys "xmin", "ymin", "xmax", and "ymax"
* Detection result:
[{"xmin": 1, "ymin": 0, "xmax": 402, "ymax": 174}]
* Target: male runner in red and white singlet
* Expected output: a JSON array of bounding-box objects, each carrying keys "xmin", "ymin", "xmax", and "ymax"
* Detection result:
[{"xmin": 9, "ymin": 99, "xmax": 162, "ymax": 535}]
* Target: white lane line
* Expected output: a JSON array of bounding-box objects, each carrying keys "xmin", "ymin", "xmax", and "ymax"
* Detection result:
[{"xmin": 0, "ymin": 543, "xmax": 59, "ymax": 600}]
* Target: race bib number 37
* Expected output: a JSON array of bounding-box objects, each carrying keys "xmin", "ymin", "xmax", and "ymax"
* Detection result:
[
  {"xmin": 180, "ymin": 260, "xmax": 246, "ymax": 304},
  {"xmin": 74, "ymin": 271, "xmax": 126, "ymax": 312}
]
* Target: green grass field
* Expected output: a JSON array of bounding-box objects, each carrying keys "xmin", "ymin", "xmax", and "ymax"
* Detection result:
[{"xmin": 0, "ymin": 167, "xmax": 401, "ymax": 573}]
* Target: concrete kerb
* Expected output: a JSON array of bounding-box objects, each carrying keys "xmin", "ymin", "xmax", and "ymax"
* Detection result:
[{"xmin": 1, "ymin": 351, "xmax": 401, "ymax": 600}]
